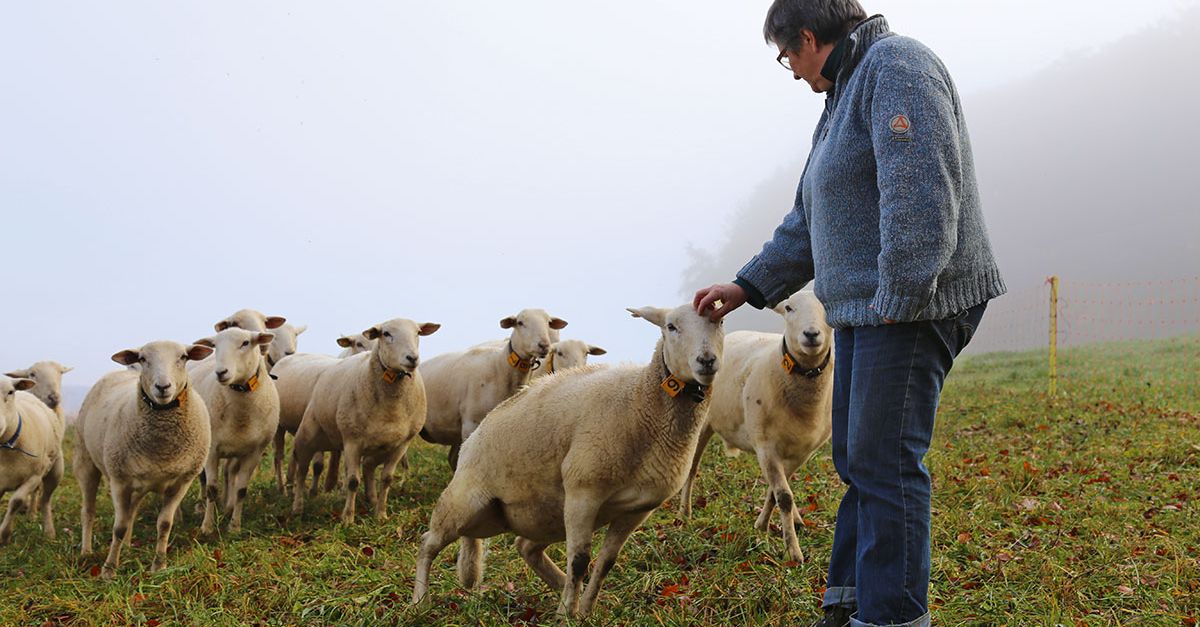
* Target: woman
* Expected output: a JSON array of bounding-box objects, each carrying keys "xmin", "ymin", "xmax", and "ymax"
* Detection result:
[{"xmin": 693, "ymin": 2, "xmax": 1006, "ymax": 626}]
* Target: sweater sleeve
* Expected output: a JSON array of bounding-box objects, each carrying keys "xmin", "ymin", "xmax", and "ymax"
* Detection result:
[
  {"xmin": 868, "ymin": 63, "xmax": 962, "ymax": 322},
  {"xmin": 729, "ymin": 184, "xmax": 816, "ymax": 309},
  {"xmin": 735, "ymin": 181, "xmax": 816, "ymax": 309}
]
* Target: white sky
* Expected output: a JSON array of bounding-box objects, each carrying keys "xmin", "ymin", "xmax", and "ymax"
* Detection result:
[{"xmin": 3, "ymin": 0, "xmax": 1196, "ymax": 385}]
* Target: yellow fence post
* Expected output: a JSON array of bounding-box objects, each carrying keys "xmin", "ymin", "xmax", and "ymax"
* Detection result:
[{"xmin": 1048, "ymin": 275, "xmax": 1059, "ymax": 396}]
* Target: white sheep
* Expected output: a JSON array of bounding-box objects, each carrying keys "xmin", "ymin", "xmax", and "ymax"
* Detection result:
[
  {"xmin": 291, "ymin": 318, "xmax": 440, "ymax": 523},
  {"xmin": 270, "ymin": 351, "xmax": 341, "ymax": 495},
  {"xmin": 419, "ymin": 308, "xmax": 567, "ymax": 468},
  {"xmin": 680, "ymin": 291, "xmax": 833, "ymax": 562},
  {"xmin": 192, "ymin": 328, "xmax": 280, "ymax": 533},
  {"xmin": 4, "ymin": 361, "xmax": 71, "ymax": 518},
  {"xmin": 336, "ymin": 333, "xmax": 376, "ymax": 358},
  {"xmin": 0, "ymin": 375, "xmax": 65, "ymax": 544},
  {"xmin": 266, "ymin": 323, "xmax": 306, "ymax": 370},
  {"xmin": 75, "ymin": 340, "xmax": 213, "ymax": 577},
  {"xmin": 530, "ymin": 339, "xmax": 606, "ymax": 381},
  {"xmin": 412, "ymin": 304, "xmax": 723, "ymax": 619}
]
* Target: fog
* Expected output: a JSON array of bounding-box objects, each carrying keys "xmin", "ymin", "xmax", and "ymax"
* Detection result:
[{"xmin": 1, "ymin": 1, "xmax": 1196, "ymax": 412}]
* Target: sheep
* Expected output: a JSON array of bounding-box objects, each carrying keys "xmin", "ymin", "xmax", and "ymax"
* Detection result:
[
  {"xmin": 4, "ymin": 361, "xmax": 71, "ymax": 423},
  {"xmin": 412, "ymin": 304, "xmax": 723, "ymax": 619},
  {"xmin": 192, "ymin": 328, "xmax": 280, "ymax": 534},
  {"xmin": 4, "ymin": 361, "xmax": 71, "ymax": 517},
  {"xmin": 419, "ymin": 308, "xmax": 567, "ymax": 468},
  {"xmin": 74, "ymin": 340, "xmax": 213, "ymax": 577},
  {"xmin": 0, "ymin": 376, "xmax": 65, "ymax": 544},
  {"xmin": 336, "ymin": 333, "xmax": 376, "ymax": 358},
  {"xmin": 291, "ymin": 318, "xmax": 440, "ymax": 523},
  {"xmin": 679, "ymin": 291, "xmax": 833, "ymax": 562},
  {"xmin": 269, "ymin": 351, "xmax": 340, "ymax": 495},
  {"xmin": 530, "ymin": 339, "xmax": 606, "ymax": 381},
  {"xmin": 266, "ymin": 323, "xmax": 306, "ymax": 371}
]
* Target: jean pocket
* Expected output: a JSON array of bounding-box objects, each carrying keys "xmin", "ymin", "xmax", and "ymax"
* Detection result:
[{"xmin": 953, "ymin": 303, "xmax": 988, "ymax": 354}]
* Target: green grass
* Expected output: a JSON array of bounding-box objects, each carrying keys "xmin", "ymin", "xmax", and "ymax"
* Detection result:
[{"xmin": 1, "ymin": 335, "xmax": 1197, "ymax": 625}]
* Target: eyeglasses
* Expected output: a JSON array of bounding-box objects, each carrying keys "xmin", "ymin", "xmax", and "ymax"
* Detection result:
[{"xmin": 776, "ymin": 49, "xmax": 793, "ymax": 72}]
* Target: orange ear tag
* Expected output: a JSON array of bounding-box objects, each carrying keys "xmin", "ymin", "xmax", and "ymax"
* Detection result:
[
  {"xmin": 661, "ymin": 375, "xmax": 685, "ymax": 398},
  {"xmin": 382, "ymin": 369, "xmax": 398, "ymax": 384},
  {"xmin": 781, "ymin": 353, "xmax": 796, "ymax": 374},
  {"xmin": 246, "ymin": 374, "xmax": 260, "ymax": 392}
]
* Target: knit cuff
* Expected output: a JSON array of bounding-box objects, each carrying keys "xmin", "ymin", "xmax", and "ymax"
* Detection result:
[
  {"xmin": 869, "ymin": 286, "xmax": 935, "ymax": 322},
  {"xmin": 733, "ymin": 277, "xmax": 768, "ymax": 310}
]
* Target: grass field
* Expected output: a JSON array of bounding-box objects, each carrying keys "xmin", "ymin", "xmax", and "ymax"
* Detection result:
[{"xmin": 1, "ymin": 335, "xmax": 1197, "ymax": 626}]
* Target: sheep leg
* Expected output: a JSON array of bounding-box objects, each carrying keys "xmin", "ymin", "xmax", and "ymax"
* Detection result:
[
  {"xmin": 290, "ymin": 441, "xmax": 317, "ymax": 516},
  {"xmin": 200, "ymin": 450, "xmax": 222, "ymax": 535},
  {"xmin": 758, "ymin": 451, "xmax": 803, "ymax": 562},
  {"xmin": 227, "ymin": 450, "xmax": 262, "ymax": 532},
  {"xmin": 557, "ymin": 495, "xmax": 601, "ymax": 619},
  {"xmin": 680, "ymin": 426, "xmax": 715, "ymax": 519},
  {"xmin": 102, "ymin": 483, "xmax": 139, "ymax": 578},
  {"xmin": 0, "ymin": 474, "xmax": 41, "ymax": 545},
  {"xmin": 309, "ymin": 453, "xmax": 326, "ymax": 498},
  {"xmin": 39, "ymin": 453, "xmax": 65, "ymax": 540},
  {"xmin": 362, "ymin": 461, "xmax": 379, "ymax": 512},
  {"xmin": 77, "ymin": 459, "xmax": 101, "ymax": 556},
  {"xmin": 515, "ymin": 537, "xmax": 566, "ymax": 590},
  {"xmin": 123, "ymin": 492, "xmax": 147, "ymax": 547},
  {"xmin": 754, "ymin": 490, "xmax": 776, "ymax": 532},
  {"xmin": 412, "ymin": 524, "xmax": 458, "ymax": 604},
  {"xmin": 340, "ymin": 442, "xmax": 364, "ymax": 524},
  {"xmin": 223, "ymin": 458, "xmax": 238, "ymax": 512},
  {"xmin": 374, "ymin": 446, "xmax": 407, "ymax": 521},
  {"xmin": 273, "ymin": 428, "xmax": 288, "ymax": 496},
  {"xmin": 323, "ymin": 450, "xmax": 342, "ymax": 493},
  {"xmin": 27, "ymin": 485, "xmax": 41, "ymax": 518},
  {"xmin": 578, "ymin": 510, "xmax": 653, "ymax": 617},
  {"xmin": 151, "ymin": 478, "xmax": 190, "ymax": 572}
]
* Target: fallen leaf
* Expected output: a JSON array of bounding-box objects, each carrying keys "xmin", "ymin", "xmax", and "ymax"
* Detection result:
[
  {"xmin": 1116, "ymin": 585, "xmax": 1134, "ymax": 595},
  {"xmin": 956, "ymin": 532, "xmax": 972, "ymax": 543},
  {"xmin": 361, "ymin": 545, "xmax": 375, "ymax": 557}
]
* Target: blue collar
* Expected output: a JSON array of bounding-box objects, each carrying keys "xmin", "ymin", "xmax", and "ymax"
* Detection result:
[{"xmin": 1, "ymin": 413, "xmax": 36, "ymax": 457}]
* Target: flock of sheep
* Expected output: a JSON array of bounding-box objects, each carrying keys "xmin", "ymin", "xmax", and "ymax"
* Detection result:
[{"xmin": 0, "ymin": 291, "xmax": 835, "ymax": 619}]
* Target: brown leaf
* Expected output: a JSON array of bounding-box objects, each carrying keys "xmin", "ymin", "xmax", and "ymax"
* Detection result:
[
  {"xmin": 1116, "ymin": 585, "xmax": 1134, "ymax": 595},
  {"xmin": 956, "ymin": 532, "xmax": 972, "ymax": 543},
  {"xmin": 361, "ymin": 545, "xmax": 375, "ymax": 557}
]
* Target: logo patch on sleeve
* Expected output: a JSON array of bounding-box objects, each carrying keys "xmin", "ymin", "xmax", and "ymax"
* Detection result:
[{"xmin": 889, "ymin": 114, "xmax": 913, "ymax": 142}]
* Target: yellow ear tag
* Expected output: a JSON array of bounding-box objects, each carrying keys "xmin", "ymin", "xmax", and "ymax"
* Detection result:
[
  {"xmin": 382, "ymin": 369, "xmax": 398, "ymax": 384},
  {"xmin": 508, "ymin": 351, "xmax": 531, "ymax": 372},
  {"xmin": 781, "ymin": 352, "xmax": 796, "ymax": 374},
  {"xmin": 661, "ymin": 375, "xmax": 685, "ymax": 398},
  {"xmin": 246, "ymin": 374, "xmax": 259, "ymax": 392}
]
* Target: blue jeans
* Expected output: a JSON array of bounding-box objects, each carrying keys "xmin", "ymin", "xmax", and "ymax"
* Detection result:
[{"xmin": 822, "ymin": 302, "xmax": 987, "ymax": 627}]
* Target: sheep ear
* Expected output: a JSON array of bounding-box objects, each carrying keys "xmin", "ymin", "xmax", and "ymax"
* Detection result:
[
  {"xmin": 214, "ymin": 320, "xmax": 234, "ymax": 332},
  {"xmin": 771, "ymin": 302, "xmax": 787, "ymax": 315},
  {"xmin": 254, "ymin": 332, "xmax": 275, "ymax": 346},
  {"xmin": 626, "ymin": 307, "xmax": 669, "ymax": 328},
  {"xmin": 336, "ymin": 336, "xmax": 354, "ymax": 348},
  {"xmin": 362, "ymin": 326, "xmax": 382, "ymax": 341},
  {"xmin": 295, "ymin": 325, "xmax": 307, "ymax": 335},
  {"xmin": 549, "ymin": 317, "xmax": 568, "ymax": 330},
  {"xmin": 13, "ymin": 378, "xmax": 36, "ymax": 391},
  {"xmin": 499, "ymin": 316, "xmax": 517, "ymax": 329},
  {"xmin": 418, "ymin": 323, "xmax": 441, "ymax": 337},
  {"xmin": 265, "ymin": 316, "xmax": 286, "ymax": 329},
  {"xmin": 112, "ymin": 350, "xmax": 140, "ymax": 366},
  {"xmin": 193, "ymin": 337, "xmax": 216, "ymax": 349},
  {"xmin": 587, "ymin": 345, "xmax": 607, "ymax": 356},
  {"xmin": 3, "ymin": 370, "xmax": 25, "ymax": 379},
  {"xmin": 59, "ymin": 365, "xmax": 73, "ymax": 374},
  {"xmin": 186, "ymin": 344, "xmax": 214, "ymax": 361}
]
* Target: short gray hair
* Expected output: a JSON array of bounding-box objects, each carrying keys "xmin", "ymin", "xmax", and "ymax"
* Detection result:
[{"xmin": 763, "ymin": 0, "xmax": 868, "ymax": 49}]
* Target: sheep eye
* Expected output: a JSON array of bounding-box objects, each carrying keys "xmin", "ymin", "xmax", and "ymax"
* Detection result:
[
  {"xmin": 6, "ymin": 390, "xmax": 12, "ymax": 396},
  {"xmin": 138, "ymin": 357, "xmax": 146, "ymax": 364},
  {"xmin": 357, "ymin": 343, "xmax": 364, "ymax": 349},
  {"xmin": 29, "ymin": 373, "xmax": 36, "ymax": 378},
  {"xmin": 667, "ymin": 323, "xmax": 678, "ymax": 332},
  {"xmin": 241, "ymin": 340, "xmax": 251, "ymax": 348},
  {"xmin": 383, "ymin": 332, "xmax": 392, "ymax": 339},
  {"xmin": 180, "ymin": 354, "xmax": 188, "ymax": 361},
  {"xmin": 516, "ymin": 321, "xmax": 524, "ymax": 327},
  {"xmin": 785, "ymin": 305, "xmax": 794, "ymax": 313}
]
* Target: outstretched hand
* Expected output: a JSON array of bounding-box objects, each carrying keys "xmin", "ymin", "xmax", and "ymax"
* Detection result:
[{"xmin": 693, "ymin": 283, "xmax": 747, "ymax": 322}]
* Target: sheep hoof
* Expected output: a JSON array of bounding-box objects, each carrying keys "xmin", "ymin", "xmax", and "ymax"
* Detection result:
[{"xmin": 100, "ymin": 565, "xmax": 116, "ymax": 580}]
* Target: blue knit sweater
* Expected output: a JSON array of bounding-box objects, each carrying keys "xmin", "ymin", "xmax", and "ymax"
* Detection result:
[{"xmin": 736, "ymin": 16, "xmax": 1006, "ymax": 327}]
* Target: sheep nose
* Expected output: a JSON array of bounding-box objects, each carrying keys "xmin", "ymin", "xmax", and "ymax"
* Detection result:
[
  {"xmin": 405, "ymin": 355, "xmax": 418, "ymax": 366},
  {"xmin": 154, "ymin": 383, "xmax": 171, "ymax": 393},
  {"xmin": 538, "ymin": 341, "xmax": 550, "ymax": 351},
  {"xmin": 215, "ymin": 369, "xmax": 229, "ymax": 381},
  {"xmin": 696, "ymin": 355, "xmax": 717, "ymax": 371},
  {"xmin": 803, "ymin": 330, "xmax": 820, "ymax": 341}
]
